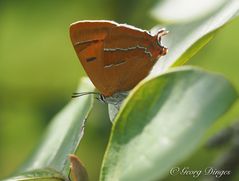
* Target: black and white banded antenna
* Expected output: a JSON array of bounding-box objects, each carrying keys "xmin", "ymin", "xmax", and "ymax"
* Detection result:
[{"xmin": 72, "ymin": 92, "xmax": 106, "ymax": 103}]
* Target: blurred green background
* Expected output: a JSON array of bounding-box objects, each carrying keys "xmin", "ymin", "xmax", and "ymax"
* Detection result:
[{"xmin": 0, "ymin": 0, "xmax": 238, "ymax": 180}]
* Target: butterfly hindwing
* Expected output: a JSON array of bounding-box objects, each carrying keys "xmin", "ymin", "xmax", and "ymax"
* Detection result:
[{"xmin": 70, "ymin": 20, "xmax": 166, "ymax": 96}]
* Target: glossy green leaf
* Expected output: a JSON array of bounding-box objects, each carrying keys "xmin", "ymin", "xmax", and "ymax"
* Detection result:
[
  {"xmin": 150, "ymin": 0, "xmax": 239, "ymax": 76},
  {"xmin": 108, "ymin": 0, "xmax": 239, "ymax": 121},
  {"xmin": 4, "ymin": 78, "xmax": 94, "ymax": 181},
  {"xmin": 100, "ymin": 66, "xmax": 238, "ymax": 181},
  {"xmin": 3, "ymin": 169, "xmax": 65, "ymax": 181}
]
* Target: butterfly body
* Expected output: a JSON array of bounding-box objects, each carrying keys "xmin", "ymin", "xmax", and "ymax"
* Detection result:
[{"xmin": 70, "ymin": 20, "xmax": 167, "ymax": 97}]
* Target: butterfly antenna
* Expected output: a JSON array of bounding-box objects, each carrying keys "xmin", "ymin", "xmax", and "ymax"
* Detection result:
[
  {"xmin": 95, "ymin": 94, "xmax": 106, "ymax": 103},
  {"xmin": 72, "ymin": 92, "xmax": 100, "ymax": 98}
]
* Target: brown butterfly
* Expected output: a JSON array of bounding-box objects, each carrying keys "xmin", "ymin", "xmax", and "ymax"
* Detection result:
[{"xmin": 70, "ymin": 20, "xmax": 168, "ymax": 100}]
